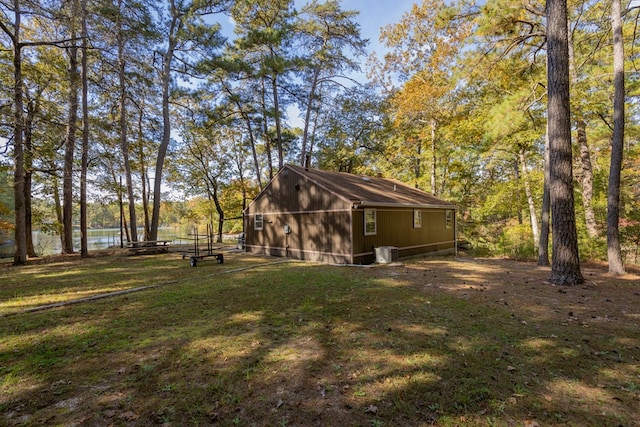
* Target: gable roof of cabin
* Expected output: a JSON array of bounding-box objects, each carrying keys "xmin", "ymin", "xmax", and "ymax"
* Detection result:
[{"xmin": 285, "ymin": 164, "xmax": 455, "ymax": 209}]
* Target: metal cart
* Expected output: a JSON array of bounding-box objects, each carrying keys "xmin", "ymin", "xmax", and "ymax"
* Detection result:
[{"xmin": 181, "ymin": 224, "xmax": 224, "ymax": 267}]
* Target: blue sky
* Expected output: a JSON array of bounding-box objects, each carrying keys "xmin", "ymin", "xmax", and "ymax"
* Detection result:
[
  {"xmin": 220, "ymin": 1, "xmax": 416, "ymax": 72},
  {"xmin": 213, "ymin": 0, "xmax": 416, "ymax": 87},
  {"xmin": 341, "ymin": 0, "xmax": 415, "ymax": 56}
]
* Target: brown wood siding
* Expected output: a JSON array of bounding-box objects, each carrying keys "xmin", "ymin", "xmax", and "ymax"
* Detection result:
[
  {"xmin": 247, "ymin": 168, "xmax": 351, "ymax": 215},
  {"xmin": 352, "ymin": 208, "xmax": 455, "ymax": 263},
  {"xmin": 245, "ymin": 210, "xmax": 353, "ymax": 264}
]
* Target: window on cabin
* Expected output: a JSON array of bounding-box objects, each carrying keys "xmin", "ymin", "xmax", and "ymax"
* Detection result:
[
  {"xmin": 446, "ymin": 210, "xmax": 453, "ymax": 229},
  {"xmin": 254, "ymin": 214, "xmax": 264, "ymax": 230},
  {"xmin": 364, "ymin": 209, "xmax": 377, "ymax": 236},
  {"xmin": 413, "ymin": 209, "xmax": 422, "ymax": 228}
]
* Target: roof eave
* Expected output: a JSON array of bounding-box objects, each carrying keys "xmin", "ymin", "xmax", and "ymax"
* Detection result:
[{"xmin": 352, "ymin": 201, "xmax": 457, "ymax": 210}]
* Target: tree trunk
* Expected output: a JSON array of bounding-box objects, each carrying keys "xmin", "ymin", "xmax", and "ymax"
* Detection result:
[
  {"xmin": 140, "ymin": 159, "xmax": 150, "ymax": 241},
  {"xmin": 113, "ymin": 169, "xmax": 131, "ymax": 244},
  {"xmin": 413, "ymin": 137, "xmax": 422, "ymax": 188},
  {"xmin": 271, "ymin": 74, "xmax": 284, "ymax": 171},
  {"xmin": 607, "ymin": 0, "xmax": 625, "ymax": 275},
  {"xmin": 261, "ymin": 78, "xmax": 274, "ymax": 180},
  {"xmin": 144, "ymin": 172, "xmax": 152, "ymax": 240},
  {"xmin": 202, "ymin": 173, "xmax": 224, "ymax": 243},
  {"xmin": 546, "ymin": 0, "xmax": 584, "ymax": 285},
  {"xmin": 568, "ymin": 24, "xmax": 598, "ymax": 238},
  {"xmin": 224, "ymin": 82, "xmax": 262, "ymax": 189},
  {"xmin": 52, "ymin": 169, "xmax": 63, "ymax": 249},
  {"xmin": 576, "ymin": 121, "xmax": 597, "ymax": 237},
  {"xmin": 8, "ymin": 0, "xmax": 27, "ymax": 265},
  {"xmin": 213, "ymin": 189, "xmax": 224, "ymax": 244},
  {"xmin": 242, "ymin": 109, "xmax": 263, "ymax": 190},
  {"xmin": 150, "ymin": 3, "xmax": 180, "ymax": 241},
  {"xmin": 138, "ymin": 111, "xmax": 151, "ymax": 241},
  {"xmin": 80, "ymin": 0, "xmax": 89, "ymax": 257},
  {"xmin": 118, "ymin": 18, "xmax": 138, "ymax": 243},
  {"xmin": 232, "ymin": 148, "xmax": 248, "ymax": 212},
  {"xmin": 122, "ymin": 214, "xmax": 130, "ymax": 243},
  {"xmin": 307, "ymin": 107, "xmax": 321, "ymax": 164},
  {"xmin": 519, "ymin": 147, "xmax": 540, "ymax": 248},
  {"xmin": 300, "ymin": 66, "xmax": 320, "ymax": 166},
  {"xmin": 514, "ymin": 158, "xmax": 523, "ymax": 225},
  {"xmin": 62, "ymin": 33, "xmax": 79, "ymax": 254},
  {"xmin": 538, "ymin": 130, "xmax": 551, "ymax": 266},
  {"xmin": 24, "ymin": 92, "xmax": 36, "ymax": 257},
  {"xmin": 430, "ymin": 120, "xmax": 437, "ymax": 196}
]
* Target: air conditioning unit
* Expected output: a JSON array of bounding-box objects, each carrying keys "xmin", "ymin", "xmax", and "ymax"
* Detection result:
[{"xmin": 375, "ymin": 246, "xmax": 398, "ymax": 264}]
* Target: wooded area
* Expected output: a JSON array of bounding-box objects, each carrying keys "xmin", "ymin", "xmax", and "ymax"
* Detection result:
[{"xmin": 1, "ymin": 0, "xmax": 639, "ymax": 284}]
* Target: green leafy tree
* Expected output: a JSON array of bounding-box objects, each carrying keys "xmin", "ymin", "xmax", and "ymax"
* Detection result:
[
  {"xmin": 150, "ymin": 0, "xmax": 227, "ymax": 241},
  {"xmin": 373, "ymin": 0, "xmax": 474, "ymax": 195},
  {"xmin": 231, "ymin": 0, "xmax": 297, "ymax": 177},
  {"xmin": 295, "ymin": 0, "xmax": 367, "ymax": 165},
  {"xmin": 315, "ymin": 84, "xmax": 387, "ymax": 174},
  {"xmin": 92, "ymin": 0, "xmax": 159, "ymax": 243}
]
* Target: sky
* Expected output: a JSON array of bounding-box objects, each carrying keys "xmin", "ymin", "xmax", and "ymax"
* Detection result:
[
  {"xmin": 283, "ymin": 1, "xmax": 416, "ymax": 124},
  {"xmin": 217, "ymin": 0, "xmax": 417, "ymax": 125},
  {"xmin": 219, "ymin": 0, "xmax": 416, "ymax": 81},
  {"xmin": 340, "ymin": 0, "xmax": 415, "ymax": 57},
  {"xmin": 339, "ymin": 0, "xmax": 415, "ymax": 83}
]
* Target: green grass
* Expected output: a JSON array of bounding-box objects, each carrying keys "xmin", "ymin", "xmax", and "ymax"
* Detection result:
[{"xmin": 1, "ymin": 252, "xmax": 639, "ymax": 426}]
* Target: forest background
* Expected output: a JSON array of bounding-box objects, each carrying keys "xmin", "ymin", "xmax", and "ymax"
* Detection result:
[{"xmin": 0, "ymin": 0, "xmax": 639, "ymax": 268}]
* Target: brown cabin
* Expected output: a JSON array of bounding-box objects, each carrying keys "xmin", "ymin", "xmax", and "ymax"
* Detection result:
[{"xmin": 243, "ymin": 164, "xmax": 457, "ymax": 264}]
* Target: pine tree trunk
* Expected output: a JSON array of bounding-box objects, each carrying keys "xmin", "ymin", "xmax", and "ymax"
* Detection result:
[
  {"xmin": 138, "ymin": 114, "xmax": 151, "ymax": 241},
  {"xmin": 113, "ymin": 170, "xmax": 131, "ymax": 244},
  {"xmin": 607, "ymin": 0, "xmax": 625, "ymax": 275},
  {"xmin": 413, "ymin": 137, "xmax": 422, "ymax": 188},
  {"xmin": 576, "ymin": 121, "xmax": 597, "ymax": 237},
  {"xmin": 430, "ymin": 120, "xmax": 437, "ymax": 196},
  {"xmin": 80, "ymin": 0, "xmax": 89, "ymax": 257},
  {"xmin": 242, "ymin": 108, "xmax": 263, "ymax": 190},
  {"xmin": 118, "ymin": 0, "xmax": 138, "ymax": 243},
  {"xmin": 224, "ymin": 80, "xmax": 262, "ymax": 189},
  {"xmin": 213, "ymin": 188, "xmax": 224, "ymax": 244},
  {"xmin": 300, "ymin": 67, "xmax": 320, "ymax": 166},
  {"xmin": 538, "ymin": 131, "xmax": 551, "ymax": 266},
  {"xmin": 519, "ymin": 148, "xmax": 540, "ymax": 248},
  {"xmin": 10, "ymin": 0, "xmax": 27, "ymax": 265},
  {"xmin": 24, "ymin": 94, "xmax": 36, "ymax": 257},
  {"xmin": 140, "ymin": 160, "xmax": 151, "ymax": 241},
  {"xmin": 62, "ymin": 37, "xmax": 79, "ymax": 254},
  {"xmin": 151, "ymin": 3, "xmax": 179, "ymax": 241},
  {"xmin": 261, "ymin": 78, "xmax": 274, "ymax": 180},
  {"xmin": 568, "ymin": 19, "xmax": 598, "ymax": 238},
  {"xmin": 272, "ymin": 75, "xmax": 284, "ymax": 170},
  {"xmin": 52, "ymin": 170, "xmax": 64, "ymax": 249},
  {"xmin": 514, "ymin": 158, "xmax": 523, "ymax": 225},
  {"xmin": 546, "ymin": 0, "xmax": 584, "ymax": 285},
  {"xmin": 307, "ymin": 107, "xmax": 321, "ymax": 165}
]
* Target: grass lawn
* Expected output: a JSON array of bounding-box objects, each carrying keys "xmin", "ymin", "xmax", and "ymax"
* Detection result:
[{"xmin": 1, "ymin": 250, "xmax": 639, "ymax": 426}]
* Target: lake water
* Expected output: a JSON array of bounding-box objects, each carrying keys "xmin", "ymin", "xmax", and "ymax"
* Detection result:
[
  {"xmin": 0, "ymin": 226, "xmax": 241, "ymax": 258},
  {"xmin": 30, "ymin": 227, "xmax": 188, "ymax": 256}
]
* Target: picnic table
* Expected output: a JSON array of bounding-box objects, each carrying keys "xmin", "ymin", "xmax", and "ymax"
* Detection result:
[{"xmin": 126, "ymin": 240, "xmax": 172, "ymax": 256}]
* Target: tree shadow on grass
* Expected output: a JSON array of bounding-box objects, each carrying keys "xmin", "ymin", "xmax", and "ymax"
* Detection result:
[{"xmin": 1, "ymin": 256, "xmax": 639, "ymax": 426}]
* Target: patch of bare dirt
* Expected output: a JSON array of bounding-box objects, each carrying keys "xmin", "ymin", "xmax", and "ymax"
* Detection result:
[{"xmin": 370, "ymin": 256, "xmax": 640, "ymax": 320}]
